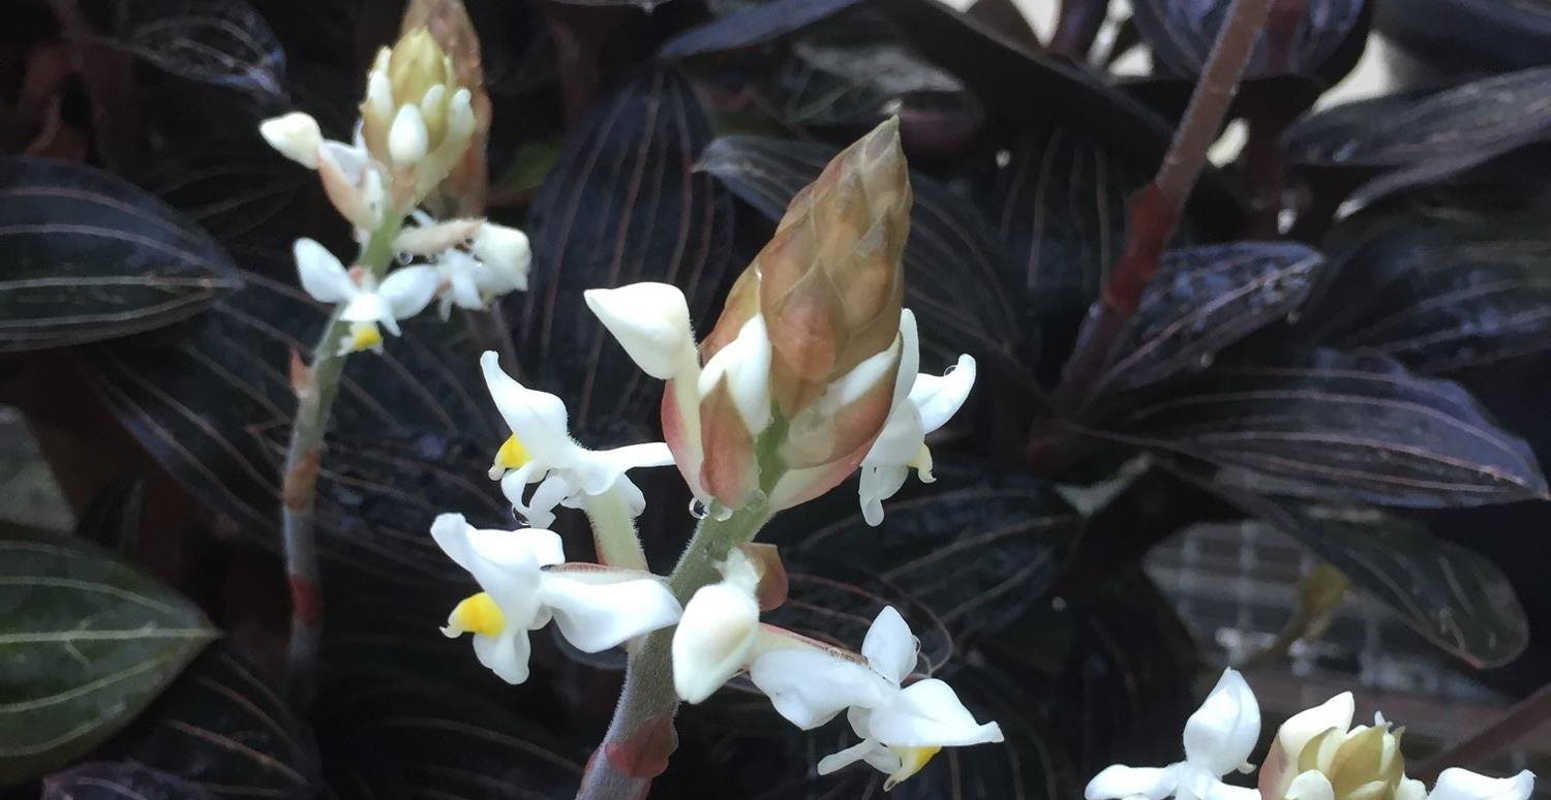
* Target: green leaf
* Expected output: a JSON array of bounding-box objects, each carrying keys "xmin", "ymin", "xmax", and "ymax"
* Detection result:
[{"xmin": 0, "ymin": 530, "xmax": 218, "ymax": 785}]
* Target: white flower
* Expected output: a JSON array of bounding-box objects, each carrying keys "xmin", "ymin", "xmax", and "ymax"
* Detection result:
[
  {"xmin": 396, "ymin": 216, "xmax": 532, "ymax": 319},
  {"xmin": 857, "ymin": 310, "xmax": 975, "ymax": 526},
  {"xmin": 258, "ymin": 113, "xmax": 386, "ymax": 232},
  {"xmin": 430, "ymin": 513, "xmax": 681, "ymax": 684},
  {"xmin": 1424, "ymin": 770, "xmax": 1534, "ymax": 800},
  {"xmin": 672, "ymin": 548, "xmax": 761, "ymax": 704},
  {"xmin": 749, "ymin": 606, "xmax": 1004, "ymax": 790},
  {"xmin": 292, "ymin": 238, "xmax": 437, "ymax": 354},
  {"xmin": 259, "ymin": 112, "xmax": 322, "ymax": 168},
  {"xmin": 481, "ymin": 351, "xmax": 675, "ymax": 527},
  {"xmin": 1086, "ymin": 668, "xmax": 1261, "ymax": 800}
]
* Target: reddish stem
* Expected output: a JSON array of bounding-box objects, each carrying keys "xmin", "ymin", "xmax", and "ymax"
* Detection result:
[{"xmin": 1412, "ymin": 681, "xmax": 1551, "ymax": 784}]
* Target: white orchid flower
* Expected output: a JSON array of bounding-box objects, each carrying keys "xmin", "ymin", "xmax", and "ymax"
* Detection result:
[
  {"xmin": 292, "ymin": 238, "xmax": 437, "ymax": 354},
  {"xmin": 481, "ymin": 352, "xmax": 675, "ymax": 527},
  {"xmin": 260, "ymin": 113, "xmax": 386, "ymax": 232},
  {"xmin": 396, "ymin": 214, "xmax": 532, "ymax": 319},
  {"xmin": 1086, "ymin": 668, "xmax": 1261, "ymax": 800},
  {"xmin": 749, "ymin": 606, "xmax": 1004, "ymax": 790},
  {"xmin": 430, "ymin": 513, "xmax": 681, "ymax": 684},
  {"xmin": 854, "ymin": 313, "xmax": 975, "ymax": 525},
  {"xmin": 672, "ymin": 548, "xmax": 761, "ymax": 704}
]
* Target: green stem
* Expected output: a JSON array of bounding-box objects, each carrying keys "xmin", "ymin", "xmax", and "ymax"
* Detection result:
[
  {"xmin": 581, "ymin": 484, "xmax": 649, "ymax": 571},
  {"xmin": 280, "ymin": 217, "xmax": 402, "ymax": 705}
]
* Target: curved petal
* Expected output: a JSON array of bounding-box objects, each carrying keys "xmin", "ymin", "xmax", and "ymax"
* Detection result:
[
  {"xmin": 1087, "ymin": 765, "xmax": 1180, "ymax": 800},
  {"xmin": 380, "ymin": 265, "xmax": 439, "ymax": 319},
  {"xmin": 858, "ymin": 463, "xmax": 910, "ymax": 527},
  {"xmin": 480, "ymin": 352, "xmax": 576, "ymax": 462},
  {"xmin": 259, "ymin": 112, "xmax": 322, "ymax": 168},
  {"xmin": 471, "ymin": 627, "xmax": 532, "ymax": 684},
  {"xmin": 861, "ymin": 606, "xmax": 915, "ymax": 685},
  {"xmin": 699, "ymin": 316, "xmax": 773, "ymax": 433},
  {"xmin": 1183, "ymin": 668, "xmax": 1261, "ymax": 776},
  {"xmin": 339, "ymin": 290, "xmax": 392, "ymax": 327},
  {"xmin": 461, "ymin": 528, "xmax": 552, "ymax": 623},
  {"xmin": 574, "ymin": 442, "xmax": 675, "ymax": 497},
  {"xmin": 471, "ymin": 223, "xmax": 530, "ymax": 291},
  {"xmin": 1397, "ymin": 778, "xmax": 1428, "ymax": 800},
  {"xmin": 1285, "ymin": 771, "xmax": 1336, "ymax": 800},
  {"xmin": 584, "ymin": 283, "xmax": 698, "ymax": 381},
  {"xmin": 538, "ymin": 573, "xmax": 681, "ymax": 653},
  {"xmin": 748, "ymin": 648, "xmax": 892, "ymax": 730},
  {"xmin": 519, "ymin": 472, "xmax": 574, "ymax": 528},
  {"xmin": 1203, "ymin": 779, "xmax": 1264, "ymax": 800},
  {"xmin": 294, "ymin": 238, "xmax": 355, "ymax": 304},
  {"xmin": 865, "ymin": 678, "xmax": 1004, "ymax": 748},
  {"xmin": 1279, "ymin": 692, "xmax": 1354, "ymax": 760},
  {"xmin": 672, "ymin": 581, "xmax": 759, "ymax": 703},
  {"xmin": 910, "ymin": 354, "xmax": 976, "ymax": 434},
  {"xmin": 817, "ymin": 740, "xmax": 888, "ymax": 777},
  {"xmin": 429, "ymin": 513, "xmax": 478, "ymax": 572},
  {"xmin": 1427, "ymin": 769, "xmax": 1535, "ymax": 800}
]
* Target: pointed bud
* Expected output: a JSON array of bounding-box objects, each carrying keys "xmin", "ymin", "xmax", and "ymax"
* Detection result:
[
  {"xmin": 259, "ymin": 112, "xmax": 322, "ymax": 169},
  {"xmin": 389, "ymin": 105, "xmax": 430, "ymax": 165},
  {"xmin": 471, "ymin": 223, "xmax": 531, "ymax": 291},
  {"xmin": 672, "ymin": 548, "xmax": 761, "ymax": 704},
  {"xmin": 585, "ymin": 284, "xmax": 697, "ymax": 381},
  {"xmin": 387, "ymin": 28, "xmax": 454, "ymax": 112},
  {"xmin": 757, "ymin": 117, "xmax": 909, "ymax": 415}
]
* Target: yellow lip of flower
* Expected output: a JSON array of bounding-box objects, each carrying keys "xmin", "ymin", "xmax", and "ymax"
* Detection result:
[
  {"xmin": 346, "ymin": 321, "xmax": 384, "ymax": 353},
  {"xmin": 442, "ymin": 592, "xmax": 505, "ymax": 637},
  {"xmin": 488, "ymin": 433, "xmax": 531, "ymax": 479},
  {"xmin": 883, "ymin": 745, "xmax": 941, "ymax": 790}
]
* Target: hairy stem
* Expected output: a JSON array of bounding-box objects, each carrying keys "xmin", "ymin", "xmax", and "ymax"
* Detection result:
[
  {"xmin": 1048, "ymin": 0, "xmax": 1273, "ymax": 414},
  {"xmin": 281, "ymin": 218, "xmax": 401, "ymax": 704},
  {"xmin": 1412, "ymin": 681, "xmax": 1551, "ymax": 784},
  {"xmin": 581, "ymin": 484, "xmax": 649, "ymax": 571},
  {"xmin": 574, "ymin": 499, "xmax": 773, "ymax": 800}
]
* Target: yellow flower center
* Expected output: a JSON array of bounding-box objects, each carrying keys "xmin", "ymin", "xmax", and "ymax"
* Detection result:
[
  {"xmin": 883, "ymin": 745, "xmax": 941, "ymax": 790},
  {"xmin": 444, "ymin": 592, "xmax": 505, "ymax": 637},
  {"xmin": 489, "ymin": 433, "xmax": 531, "ymax": 478},
  {"xmin": 347, "ymin": 321, "xmax": 383, "ymax": 353}
]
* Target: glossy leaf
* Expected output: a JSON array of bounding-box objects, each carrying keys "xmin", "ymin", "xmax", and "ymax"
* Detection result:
[
  {"xmin": 83, "ymin": 269, "xmax": 503, "ymax": 581},
  {"xmin": 42, "ymin": 762, "xmax": 214, "ymax": 800},
  {"xmin": 1109, "ymin": 349, "xmax": 1548, "ymax": 508},
  {"xmin": 0, "ymin": 529, "xmax": 218, "ymax": 785},
  {"xmin": 1376, "ymin": 0, "xmax": 1551, "ymax": 73},
  {"xmin": 103, "ymin": 0, "xmax": 287, "ymax": 102},
  {"xmin": 695, "ymin": 134, "xmax": 1027, "ymax": 370},
  {"xmin": 1131, "ymin": 0, "xmax": 1367, "ymax": 80},
  {"xmin": 1307, "ymin": 221, "xmax": 1551, "ymax": 373},
  {"xmin": 114, "ymin": 646, "xmax": 318, "ymax": 799},
  {"xmin": 1202, "ymin": 483, "xmax": 1529, "ymax": 667},
  {"xmin": 514, "ymin": 68, "xmax": 736, "ymax": 441},
  {"xmin": 1099, "ymin": 242, "xmax": 1324, "ymax": 394},
  {"xmin": 0, "ymin": 157, "xmax": 242, "ymax": 352},
  {"xmin": 761, "ymin": 460, "xmax": 1081, "ymax": 640},
  {"xmin": 658, "ymin": 0, "xmax": 866, "ymax": 59}
]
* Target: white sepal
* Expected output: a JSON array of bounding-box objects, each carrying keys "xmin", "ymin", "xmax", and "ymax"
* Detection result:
[
  {"xmin": 672, "ymin": 549, "xmax": 761, "ymax": 703},
  {"xmin": 472, "ymin": 223, "xmax": 532, "ymax": 291},
  {"xmin": 585, "ymin": 283, "xmax": 699, "ymax": 381},
  {"xmin": 293, "ymin": 238, "xmax": 354, "ymax": 304},
  {"xmin": 259, "ymin": 112, "xmax": 322, "ymax": 169},
  {"xmin": 379, "ymin": 266, "xmax": 439, "ymax": 321},
  {"xmin": 749, "ymin": 647, "xmax": 891, "ymax": 729},
  {"xmin": 1183, "ymin": 669, "xmax": 1261, "ymax": 776}
]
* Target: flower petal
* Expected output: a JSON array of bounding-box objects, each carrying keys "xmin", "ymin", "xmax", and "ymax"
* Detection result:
[
  {"xmin": 858, "ymin": 463, "xmax": 910, "ymax": 527},
  {"xmin": 672, "ymin": 580, "xmax": 759, "ymax": 703},
  {"xmin": 538, "ymin": 573, "xmax": 682, "ymax": 653},
  {"xmin": 259, "ymin": 112, "xmax": 322, "ymax": 169},
  {"xmin": 748, "ymin": 648, "xmax": 892, "ymax": 730},
  {"xmin": 507, "ymin": 471, "xmax": 571, "ymax": 528},
  {"xmin": 1087, "ymin": 765, "xmax": 1180, "ymax": 800},
  {"xmin": 380, "ymin": 265, "xmax": 439, "ymax": 320},
  {"xmin": 1277, "ymin": 692, "xmax": 1354, "ymax": 762},
  {"xmin": 575, "ymin": 442, "xmax": 675, "ymax": 497},
  {"xmin": 910, "ymin": 354, "xmax": 976, "ymax": 434},
  {"xmin": 471, "ymin": 223, "xmax": 531, "ymax": 291},
  {"xmin": 1285, "ymin": 771, "xmax": 1336, "ymax": 800},
  {"xmin": 480, "ymin": 352, "xmax": 578, "ymax": 464},
  {"xmin": 865, "ymin": 678, "xmax": 1003, "ymax": 748},
  {"xmin": 817, "ymin": 740, "xmax": 887, "ymax": 777},
  {"xmin": 861, "ymin": 606, "xmax": 915, "ymax": 685},
  {"xmin": 1183, "ymin": 668, "xmax": 1261, "ymax": 776},
  {"xmin": 584, "ymin": 283, "xmax": 698, "ymax": 381},
  {"xmin": 471, "ymin": 627, "xmax": 533, "ymax": 684},
  {"xmin": 1427, "ymin": 769, "xmax": 1535, "ymax": 800},
  {"xmin": 294, "ymin": 238, "xmax": 355, "ymax": 304}
]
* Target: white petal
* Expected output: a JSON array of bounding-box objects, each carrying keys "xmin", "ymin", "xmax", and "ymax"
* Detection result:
[
  {"xmin": 1285, "ymin": 771, "xmax": 1336, "ymax": 800},
  {"xmin": 888, "ymin": 310, "xmax": 921, "ymax": 415},
  {"xmin": 513, "ymin": 471, "xmax": 572, "ymax": 528},
  {"xmin": 698, "ymin": 316, "xmax": 773, "ymax": 433},
  {"xmin": 817, "ymin": 740, "xmax": 888, "ymax": 776},
  {"xmin": 672, "ymin": 580, "xmax": 760, "ymax": 703},
  {"xmin": 480, "ymin": 351, "xmax": 579, "ymax": 462},
  {"xmin": 1182, "ymin": 668, "xmax": 1261, "ymax": 776},
  {"xmin": 1087, "ymin": 765, "xmax": 1180, "ymax": 800},
  {"xmin": 395, "ymin": 217, "xmax": 483, "ymax": 255},
  {"xmin": 576, "ymin": 442, "xmax": 675, "ymax": 497},
  {"xmin": 293, "ymin": 238, "xmax": 355, "ymax": 304},
  {"xmin": 380, "ymin": 266, "xmax": 439, "ymax": 320},
  {"xmin": 472, "ymin": 223, "xmax": 531, "ymax": 291},
  {"xmin": 1275, "ymin": 692, "xmax": 1355, "ymax": 768},
  {"xmin": 389, "ymin": 104, "xmax": 430, "ymax": 164},
  {"xmin": 748, "ymin": 648, "xmax": 892, "ymax": 730},
  {"xmin": 858, "ymin": 463, "xmax": 910, "ymax": 527},
  {"xmin": 259, "ymin": 112, "xmax": 322, "ymax": 168},
  {"xmin": 584, "ymin": 283, "xmax": 698, "ymax": 381},
  {"xmin": 1428, "ymin": 770, "xmax": 1535, "ymax": 800},
  {"xmin": 538, "ymin": 573, "xmax": 681, "ymax": 652},
  {"xmin": 865, "ymin": 678, "xmax": 1004, "ymax": 748},
  {"xmin": 449, "ymin": 262, "xmax": 484, "ymax": 309},
  {"xmin": 471, "ymin": 627, "xmax": 532, "ymax": 684},
  {"xmin": 1398, "ymin": 778, "xmax": 1428, "ymax": 800},
  {"xmin": 340, "ymin": 291, "xmax": 397, "ymax": 335},
  {"xmin": 910, "ymin": 354, "xmax": 976, "ymax": 433},
  {"xmin": 861, "ymin": 606, "xmax": 916, "ymax": 685},
  {"xmin": 365, "ymin": 68, "xmax": 393, "ymax": 122},
  {"xmin": 1202, "ymin": 779, "xmax": 1264, "ymax": 800},
  {"xmin": 462, "ymin": 527, "xmax": 559, "ymax": 621}
]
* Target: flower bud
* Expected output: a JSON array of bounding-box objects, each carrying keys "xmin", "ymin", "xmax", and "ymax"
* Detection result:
[
  {"xmin": 1262, "ymin": 697, "xmax": 1411, "ymax": 800},
  {"xmin": 472, "ymin": 223, "xmax": 531, "ymax": 292},
  {"xmin": 672, "ymin": 548, "xmax": 761, "ymax": 704},
  {"xmin": 389, "ymin": 105, "xmax": 430, "ymax": 165},
  {"xmin": 258, "ymin": 112, "xmax": 322, "ymax": 169},
  {"xmin": 585, "ymin": 284, "xmax": 697, "ymax": 381},
  {"xmin": 359, "ymin": 26, "xmax": 478, "ymax": 205}
]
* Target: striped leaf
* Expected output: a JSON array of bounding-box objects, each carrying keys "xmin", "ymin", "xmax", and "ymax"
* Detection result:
[
  {"xmin": 0, "ymin": 157, "xmax": 241, "ymax": 352},
  {"xmin": 0, "ymin": 530, "xmax": 218, "ymax": 785}
]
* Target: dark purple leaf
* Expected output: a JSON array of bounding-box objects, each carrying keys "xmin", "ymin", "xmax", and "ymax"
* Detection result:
[
  {"xmin": 1131, "ymin": 0, "xmax": 1367, "ymax": 80},
  {"xmin": 1098, "ymin": 242, "xmax": 1324, "ymax": 394},
  {"xmin": 0, "ymin": 157, "xmax": 242, "ymax": 352},
  {"xmin": 1307, "ymin": 221, "xmax": 1551, "ymax": 373},
  {"xmin": 1108, "ymin": 348, "xmax": 1548, "ymax": 508},
  {"xmin": 1376, "ymin": 0, "xmax": 1551, "ymax": 73},
  {"xmin": 658, "ymin": 0, "xmax": 866, "ymax": 59},
  {"xmin": 102, "ymin": 0, "xmax": 288, "ymax": 104},
  {"xmin": 515, "ymin": 68, "xmax": 736, "ymax": 443},
  {"xmin": 43, "ymin": 762, "xmax": 214, "ymax": 800},
  {"xmin": 1196, "ymin": 479, "xmax": 1530, "ymax": 667}
]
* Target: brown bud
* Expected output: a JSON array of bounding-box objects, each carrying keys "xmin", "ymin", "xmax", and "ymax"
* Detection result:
[{"xmin": 755, "ymin": 117, "xmax": 910, "ymax": 414}]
